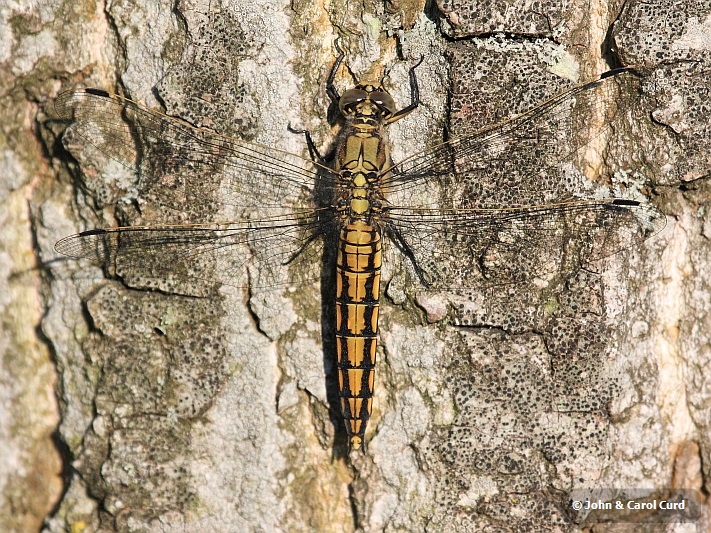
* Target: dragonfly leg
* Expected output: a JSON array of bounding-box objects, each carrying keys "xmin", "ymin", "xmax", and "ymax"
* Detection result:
[
  {"xmin": 287, "ymin": 124, "xmax": 328, "ymax": 162},
  {"xmin": 385, "ymin": 224, "xmax": 432, "ymax": 287},
  {"xmin": 282, "ymin": 230, "xmax": 322, "ymax": 266},
  {"xmin": 327, "ymin": 39, "xmax": 346, "ymax": 106},
  {"xmin": 386, "ymin": 55, "xmax": 424, "ymax": 124}
]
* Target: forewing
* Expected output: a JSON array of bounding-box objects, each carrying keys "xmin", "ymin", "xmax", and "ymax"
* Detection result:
[
  {"xmin": 53, "ymin": 89, "xmax": 338, "ymax": 221},
  {"xmin": 383, "ymin": 68, "xmax": 641, "ymax": 205}
]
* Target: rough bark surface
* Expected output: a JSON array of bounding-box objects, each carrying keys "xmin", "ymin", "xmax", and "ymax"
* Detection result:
[{"xmin": 0, "ymin": 0, "xmax": 709, "ymax": 531}]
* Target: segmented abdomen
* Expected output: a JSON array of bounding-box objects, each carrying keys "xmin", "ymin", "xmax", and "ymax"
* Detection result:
[{"xmin": 335, "ymin": 220, "xmax": 382, "ymax": 450}]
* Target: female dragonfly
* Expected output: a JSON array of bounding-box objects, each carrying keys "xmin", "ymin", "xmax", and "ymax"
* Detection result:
[{"xmin": 53, "ymin": 50, "xmax": 665, "ymax": 450}]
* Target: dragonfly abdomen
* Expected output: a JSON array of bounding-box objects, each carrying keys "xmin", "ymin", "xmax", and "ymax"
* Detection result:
[{"xmin": 335, "ymin": 220, "xmax": 382, "ymax": 450}]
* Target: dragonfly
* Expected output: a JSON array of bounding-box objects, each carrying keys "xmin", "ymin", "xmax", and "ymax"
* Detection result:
[{"xmin": 53, "ymin": 50, "xmax": 666, "ymax": 450}]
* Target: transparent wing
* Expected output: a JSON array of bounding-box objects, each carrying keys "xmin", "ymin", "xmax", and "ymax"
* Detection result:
[
  {"xmin": 53, "ymin": 89, "xmax": 338, "ymax": 219},
  {"xmin": 55, "ymin": 209, "xmax": 336, "ymax": 296},
  {"xmin": 386, "ymin": 199, "xmax": 665, "ymax": 291},
  {"xmin": 53, "ymin": 88, "xmax": 337, "ymax": 294},
  {"xmin": 380, "ymin": 68, "xmax": 665, "ymax": 289},
  {"xmin": 382, "ymin": 68, "xmax": 639, "ymax": 204}
]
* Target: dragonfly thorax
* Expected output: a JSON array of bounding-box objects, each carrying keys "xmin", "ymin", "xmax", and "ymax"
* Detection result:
[
  {"xmin": 337, "ymin": 126, "xmax": 388, "ymax": 219},
  {"xmin": 340, "ymin": 167, "xmax": 379, "ymax": 218}
]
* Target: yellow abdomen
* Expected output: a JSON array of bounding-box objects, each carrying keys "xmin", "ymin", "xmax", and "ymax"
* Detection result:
[{"xmin": 335, "ymin": 220, "xmax": 382, "ymax": 450}]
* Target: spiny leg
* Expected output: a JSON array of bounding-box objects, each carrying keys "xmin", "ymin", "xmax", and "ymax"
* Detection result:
[{"xmin": 386, "ymin": 55, "xmax": 424, "ymax": 124}]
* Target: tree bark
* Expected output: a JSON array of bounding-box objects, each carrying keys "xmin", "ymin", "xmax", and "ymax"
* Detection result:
[{"xmin": 0, "ymin": 0, "xmax": 709, "ymax": 531}]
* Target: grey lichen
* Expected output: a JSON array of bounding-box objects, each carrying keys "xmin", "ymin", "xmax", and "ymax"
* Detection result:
[{"xmin": 15, "ymin": 0, "xmax": 709, "ymax": 532}]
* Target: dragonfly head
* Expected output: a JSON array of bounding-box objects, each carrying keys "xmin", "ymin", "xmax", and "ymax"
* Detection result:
[{"xmin": 339, "ymin": 84, "xmax": 397, "ymax": 121}]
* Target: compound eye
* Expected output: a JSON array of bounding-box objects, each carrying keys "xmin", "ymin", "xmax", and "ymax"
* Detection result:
[
  {"xmin": 339, "ymin": 89, "xmax": 368, "ymax": 114},
  {"xmin": 369, "ymin": 91, "xmax": 396, "ymax": 115}
]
